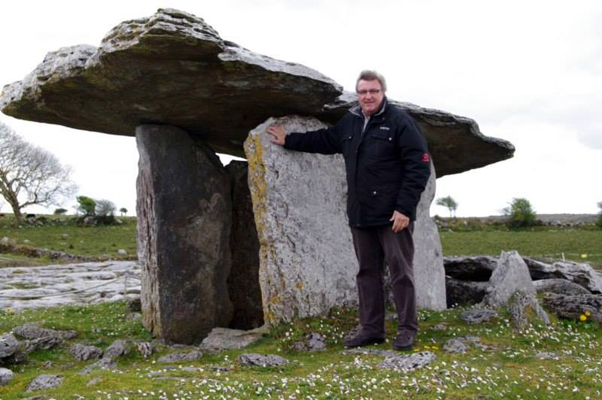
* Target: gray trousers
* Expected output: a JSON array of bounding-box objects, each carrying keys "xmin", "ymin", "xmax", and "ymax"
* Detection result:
[{"xmin": 350, "ymin": 223, "xmax": 417, "ymax": 336}]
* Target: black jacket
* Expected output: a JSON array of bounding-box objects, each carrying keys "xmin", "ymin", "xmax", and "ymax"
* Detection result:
[{"xmin": 284, "ymin": 98, "xmax": 431, "ymax": 228}]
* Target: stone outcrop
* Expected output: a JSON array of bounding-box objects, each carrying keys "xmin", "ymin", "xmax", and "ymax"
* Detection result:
[
  {"xmin": 245, "ymin": 116, "xmax": 357, "ymax": 323},
  {"xmin": 534, "ymin": 279, "xmax": 591, "ymax": 295},
  {"xmin": 0, "ymin": 334, "xmax": 19, "ymax": 359},
  {"xmin": 238, "ymin": 353, "xmax": 289, "ymax": 367},
  {"xmin": 525, "ymin": 260, "xmax": 602, "ymax": 293},
  {"xmin": 1, "ymin": 8, "xmax": 513, "ymax": 175},
  {"xmin": 226, "ymin": 161, "xmax": 263, "ymax": 330},
  {"xmin": 507, "ymin": 291, "xmax": 549, "ymax": 331},
  {"xmin": 200, "ymin": 327, "xmax": 264, "ymax": 352},
  {"xmin": 482, "ymin": 251, "xmax": 536, "ymax": 307},
  {"xmin": 542, "ymin": 293, "xmax": 602, "ymax": 322},
  {"xmin": 136, "ymin": 124, "xmax": 233, "ymax": 343}
]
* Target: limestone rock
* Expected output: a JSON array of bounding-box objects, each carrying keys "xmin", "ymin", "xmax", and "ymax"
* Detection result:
[
  {"xmin": 0, "ymin": 334, "xmax": 19, "ymax": 359},
  {"xmin": 482, "ymin": 251, "xmax": 536, "ymax": 307},
  {"xmin": 104, "ymin": 340, "xmax": 131, "ymax": 359},
  {"xmin": 200, "ymin": 327, "xmax": 263, "ymax": 352},
  {"xmin": 380, "ymin": 351, "xmax": 436, "ymax": 371},
  {"xmin": 411, "ymin": 161, "xmax": 446, "ymax": 310},
  {"xmin": 528, "ymin": 260, "xmax": 602, "ymax": 293},
  {"xmin": 461, "ymin": 309, "xmax": 498, "ymax": 324},
  {"xmin": 136, "ymin": 342, "xmax": 154, "ymax": 358},
  {"xmin": 507, "ymin": 291, "xmax": 549, "ymax": 331},
  {"xmin": 157, "ymin": 351, "xmax": 202, "ymax": 363},
  {"xmin": 226, "ymin": 161, "xmax": 263, "ymax": 330},
  {"xmin": 534, "ymin": 279, "xmax": 591, "ymax": 295},
  {"xmin": 443, "ymin": 256, "xmax": 498, "ymax": 281},
  {"xmin": 238, "ymin": 353, "xmax": 289, "ymax": 367},
  {"xmin": 136, "ymin": 124, "xmax": 233, "ymax": 344},
  {"xmin": 244, "ymin": 116, "xmax": 357, "ymax": 324},
  {"xmin": 26, "ymin": 374, "xmax": 63, "ymax": 393},
  {"xmin": 446, "ymin": 278, "xmax": 488, "ymax": 307},
  {"xmin": 70, "ymin": 343, "xmax": 103, "ymax": 361},
  {"xmin": 443, "ymin": 339, "xmax": 468, "ymax": 354},
  {"xmin": 0, "ymin": 368, "xmax": 14, "ymax": 386},
  {"xmin": 542, "ymin": 293, "xmax": 602, "ymax": 322},
  {"xmin": 535, "ymin": 352, "xmax": 560, "ymax": 360},
  {"xmin": 13, "ymin": 323, "xmax": 77, "ymax": 340},
  {"xmin": 24, "ymin": 337, "xmax": 64, "ymax": 353},
  {"xmin": 292, "ymin": 332, "xmax": 326, "ymax": 352}
]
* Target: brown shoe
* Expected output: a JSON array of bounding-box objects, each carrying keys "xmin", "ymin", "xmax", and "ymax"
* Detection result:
[
  {"xmin": 344, "ymin": 332, "xmax": 385, "ymax": 349},
  {"xmin": 393, "ymin": 330, "xmax": 416, "ymax": 351}
]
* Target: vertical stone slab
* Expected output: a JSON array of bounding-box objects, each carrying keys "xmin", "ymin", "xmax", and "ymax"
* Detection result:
[
  {"xmin": 412, "ymin": 161, "xmax": 447, "ymax": 310},
  {"xmin": 244, "ymin": 116, "xmax": 358, "ymax": 324},
  {"xmin": 225, "ymin": 161, "xmax": 264, "ymax": 329},
  {"xmin": 136, "ymin": 124, "xmax": 233, "ymax": 344}
]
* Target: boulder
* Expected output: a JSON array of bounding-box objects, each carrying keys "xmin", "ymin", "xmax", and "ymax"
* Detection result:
[
  {"xmin": 136, "ymin": 124, "xmax": 233, "ymax": 344},
  {"xmin": 225, "ymin": 161, "xmax": 263, "ymax": 330},
  {"xmin": 292, "ymin": 333, "xmax": 326, "ymax": 352},
  {"xmin": 534, "ymin": 279, "xmax": 591, "ymax": 295},
  {"xmin": 237, "ymin": 353, "xmax": 289, "ymax": 367},
  {"xmin": 443, "ymin": 339, "xmax": 469, "ymax": 354},
  {"xmin": 542, "ymin": 293, "xmax": 602, "ymax": 322},
  {"xmin": 26, "ymin": 374, "xmax": 63, "ymax": 393},
  {"xmin": 244, "ymin": 116, "xmax": 357, "ymax": 324},
  {"xmin": 0, "ymin": 368, "xmax": 14, "ymax": 386},
  {"xmin": 24, "ymin": 337, "xmax": 64, "ymax": 353},
  {"xmin": 526, "ymin": 259, "xmax": 602, "ymax": 293},
  {"xmin": 136, "ymin": 342, "xmax": 154, "ymax": 359},
  {"xmin": 157, "ymin": 351, "xmax": 202, "ymax": 363},
  {"xmin": 13, "ymin": 323, "xmax": 77, "ymax": 340},
  {"xmin": 70, "ymin": 343, "xmax": 103, "ymax": 361},
  {"xmin": 482, "ymin": 251, "xmax": 536, "ymax": 307},
  {"xmin": 461, "ymin": 309, "xmax": 498, "ymax": 324},
  {"xmin": 200, "ymin": 327, "xmax": 263, "ymax": 352},
  {"xmin": 104, "ymin": 340, "xmax": 131, "ymax": 359},
  {"xmin": 506, "ymin": 291, "xmax": 549, "ymax": 331},
  {"xmin": 446, "ymin": 278, "xmax": 488, "ymax": 307},
  {"xmin": 0, "ymin": 334, "xmax": 19, "ymax": 359},
  {"xmin": 1, "ymin": 9, "xmax": 513, "ymax": 174}
]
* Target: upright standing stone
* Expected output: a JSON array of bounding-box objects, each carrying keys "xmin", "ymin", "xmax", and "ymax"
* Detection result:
[
  {"xmin": 412, "ymin": 161, "xmax": 447, "ymax": 310},
  {"xmin": 482, "ymin": 250, "xmax": 536, "ymax": 307},
  {"xmin": 245, "ymin": 116, "xmax": 358, "ymax": 324},
  {"xmin": 136, "ymin": 124, "xmax": 233, "ymax": 343},
  {"xmin": 226, "ymin": 161, "xmax": 263, "ymax": 329}
]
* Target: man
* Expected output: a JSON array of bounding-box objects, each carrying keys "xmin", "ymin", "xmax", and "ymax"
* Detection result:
[{"xmin": 267, "ymin": 70, "xmax": 430, "ymax": 351}]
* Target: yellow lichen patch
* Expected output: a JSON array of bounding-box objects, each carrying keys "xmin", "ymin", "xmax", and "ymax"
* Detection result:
[{"xmin": 296, "ymin": 282, "xmax": 304, "ymax": 289}]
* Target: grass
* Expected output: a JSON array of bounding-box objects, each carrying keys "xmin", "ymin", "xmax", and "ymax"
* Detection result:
[
  {"xmin": 1, "ymin": 302, "xmax": 602, "ymax": 398},
  {"xmin": 0, "ymin": 215, "xmax": 137, "ymax": 263}
]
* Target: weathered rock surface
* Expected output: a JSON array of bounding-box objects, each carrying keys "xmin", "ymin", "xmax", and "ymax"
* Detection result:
[
  {"xmin": 526, "ymin": 259, "xmax": 602, "ymax": 293},
  {"xmin": 0, "ymin": 334, "xmax": 19, "ymax": 359},
  {"xmin": 238, "ymin": 353, "xmax": 289, "ymax": 367},
  {"xmin": 292, "ymin": 333, "xmax": 326, "ymax": 352},
  {"xmin": 461, "ymin": 309, "xmax": 498, "ymax": 324},
  {"xmin": 534, "ymin": 279, "xmax": 591, "ymax": 295},
  {"xmin": 411, "ymin": 161, "xmax": 446, "ymax": 310},
  {"xmin": 24, "ymin": 337, "xmax": 64, "ymax": 353},
  {"xmin": 136, "ymin": 124, "xmax": 233, "ymax": 344},
  {"xmin": 542, "ymin": 293, "xmax": 602, "ymax": 322},
  {"xmin": 446, "ymin": 278, "xmax": 489, "ymax": 307},
  {"xmin": 200, "ymin": 327, "xmax": 263, "ymax": 352},
  {"xmin": 157, "ymin": 351, "xmax": 203, "ymax": 363},
  {"xmin": 104, "ymin": 340, "xmax": 131, "ymax": 359},
  {"xmin": 136, "ymin": 342, "xmax": 154, "ymax": 358},
  {"xmin": 0, "ymin": 9, "xmax": 513, "ymax": 175},
  {"xmin": 70, "ymin": 344, "xmax": 103, "ymax": 361},
  {"xmin": 535, "ymin": 352, "xmax": 560, "ymax": 360},
  {"xmin": 244, "ymin": 116, "xmax": 357, "ymax": 323},
  {"xmin": 482, "ymin": 251, "xmax": 536, "ymax": 307},
  {"xmin": 26, "ymin": 374, "xmax": 63, "ymax": 393},
  {"xmin": 443, "ymin": 339, "xmax": 469, "ymax": 354},
  {"xmin": 226, "ymin": 161, "xmax": 263, "ymax": 330},
  {"xmin": 0, "ymin": 368, "xmax": 14, "ymax": 386},
  {"xmin": 380, "ymin": 351, "xmax": 436, "ymax": 371},
  {"xmin": 507, "ymin": 291, "xmax": 549, "ymax": 331},
  {"xmin": 13, "ymin": 323, "xmax": 77, "ymax": 341}
]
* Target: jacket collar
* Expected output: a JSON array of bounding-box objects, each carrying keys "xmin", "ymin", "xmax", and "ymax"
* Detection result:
[{"xmin": 350, "ymin": 97, "xmax": 388, "ymax": 119}]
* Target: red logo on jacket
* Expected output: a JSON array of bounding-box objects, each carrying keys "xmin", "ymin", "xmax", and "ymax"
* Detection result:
[{"xmin": 422, "ymin": 153, "xmax": 430, "ymax": 163}]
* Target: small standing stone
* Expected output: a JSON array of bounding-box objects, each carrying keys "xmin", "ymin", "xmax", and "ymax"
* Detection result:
[
  {"xmin": 0, "ymin": 334, "xmax": 19, "ymax": 358},
  {"xmin": 136, "ymin": 342, "xmax": 153, "ymax": 358}
]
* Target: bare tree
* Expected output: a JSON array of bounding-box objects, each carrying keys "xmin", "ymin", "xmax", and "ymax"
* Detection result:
[{"xmin": 0, "ymin": 122, "xmax": 76, "ymax": 223}]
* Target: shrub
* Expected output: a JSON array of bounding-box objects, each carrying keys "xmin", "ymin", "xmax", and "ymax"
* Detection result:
[
  {"xmin": 503, "ymin": 198, "xmax": 537, "ymax": 228},
  {"xmin": 76, "ymin": 196, "xmax": 96, "ymax": 216},
  {"xmin": 96, "ymin": 199, "xmax": 116, "ymax": 217},
  {"xmin": 54, "ymin": 208, "xmax": 68, "ymax": 215}
]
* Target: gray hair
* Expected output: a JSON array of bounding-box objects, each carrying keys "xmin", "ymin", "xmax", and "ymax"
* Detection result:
[{"xmin": 356, "ymin": 70, "xmax": 387, "ymax": 93}]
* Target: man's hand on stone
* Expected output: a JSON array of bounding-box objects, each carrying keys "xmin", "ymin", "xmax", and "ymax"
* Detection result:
[
  {"xmin": 267, "ymin": 125, "xmax": 286, "ymax": 146},
  {"xmin": 390, "ymin": 211, "xmax": 409, "ymax": 233}
]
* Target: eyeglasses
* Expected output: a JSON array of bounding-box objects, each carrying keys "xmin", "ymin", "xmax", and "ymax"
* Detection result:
[{"xmin": 357, "ymin": 89, "xmax": 382, "ymax": 96}]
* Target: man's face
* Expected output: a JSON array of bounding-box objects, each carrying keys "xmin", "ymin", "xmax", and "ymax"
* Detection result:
[{"xmin": 357, "ymin": 79, "xmax": 384, "ymax": 116}]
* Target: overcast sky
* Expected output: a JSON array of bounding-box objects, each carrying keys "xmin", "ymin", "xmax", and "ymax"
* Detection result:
[{"xmin": 0, "ymin": 0, "xmax": 600, "ymax": 217}]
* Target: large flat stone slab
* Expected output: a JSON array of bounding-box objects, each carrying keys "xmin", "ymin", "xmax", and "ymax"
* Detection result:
[
  {"xmin": 136, "ymin": 124, "xmax": 233, "ymax": 343},
  {"xmin": 1, "ymin": 9, "xmax": 513, "ymax": 175}
]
